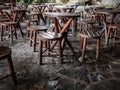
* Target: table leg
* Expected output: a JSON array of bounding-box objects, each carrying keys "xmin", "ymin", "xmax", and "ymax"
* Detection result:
[
  {"xmin": 72, "ymin": 18, "xmax": 77, "ymax": 36},
  {"xmin": 50, "ymin": 18, "xmax": 75, "ymax": 54}
]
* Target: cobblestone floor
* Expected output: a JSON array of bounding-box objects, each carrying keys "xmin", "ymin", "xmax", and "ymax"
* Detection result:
[{"xmin": 0, "ymin": 28, "xmax": 120, "ymax": 90}]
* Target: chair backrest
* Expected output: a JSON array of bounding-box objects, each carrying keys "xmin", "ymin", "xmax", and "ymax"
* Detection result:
[{"xmin": 80, "ymin": 21, "xmax": 102, "ymax": 38}]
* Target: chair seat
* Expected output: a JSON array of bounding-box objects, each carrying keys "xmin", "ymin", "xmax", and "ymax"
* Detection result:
[
  {"xmin": 25, "ymin": 19, "xmax": 39, "ymax": 23},
  {"xmin": 108, "ymin": 25, "xmax": 118, "ymax": 28},
  {"xmin": 79, "ymin": 29, "xmax": 101, "ymax": 39},
  {"xmin": 27, "ymin": 26, "xmax": 48, "ymax": 31},
  {"xmin": 0, "ymin": 46, "xmax": 11, "ymax": 58},
  {"xmin": 1, "ymin": 22, "xmax": 17, "ymax": 26},
  {"xmin": 79, "ymin": 33, "xmax": 100, "ymax": 39},
  {"xmin": 38, "ymin": 31, "xmax": 63, "ymax": 65},
  {"xmin": 38, "ymin": 31, "xmax": 62, "ymax": 40},
  {"xmin": 27, "ymin": 26, "xmax": 48, "ymax": 52}
]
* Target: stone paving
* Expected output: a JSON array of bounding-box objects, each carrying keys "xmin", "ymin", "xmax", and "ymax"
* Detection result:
[{"xmin": 0, "ymin": 26, "xmax": 120, "ymax": 90}]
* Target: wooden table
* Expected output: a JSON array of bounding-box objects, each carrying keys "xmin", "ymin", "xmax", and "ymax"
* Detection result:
[
  {"xmin": 4, "ymin": 3, "xmax": 16, "ymax": 9},
  {"xmin": 0, "ymin": 5, "xmax": 10, "ymax": 9},
  {"xmin": 54, "ymin": 6, "xmax": 78, "ymax": 34},
  {"xmin": 3, "ymin": 9, "xmax": 27, "ymax": 36},
  {"xmin": 44, "ymin": 3, "xmax": 58, "ymax": 12},
  {"xmin": 44, "ymin": 12, "xmax": 79, "ymax": 53},
  {"xmin": 96, "ymin": 9, "xmax": 120, "ymax": 44},
  {"xmin": 3, "ymin": 9, "xmax": 27, "ymax": 21},
  {"xmin": 66, "ymin": 4, "xmax": 79, "ymax": 12},
  {"xmin": 55, "ymin": 6, "xmax": 74, "ymax": 13},
  {"xmin": 33, "ymin": 5, "xmax": 47, "ymax": 24},
  {"xmin": 0, "ymin": 5, "xmax": 10, "ymax": 20}
]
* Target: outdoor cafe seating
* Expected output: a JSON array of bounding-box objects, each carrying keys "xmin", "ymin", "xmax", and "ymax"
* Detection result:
[
  {"xmin": 37, "ymin": 12, "xmax": 79, "ymax": 64},
  {"xmin": 0, "ymin": 0, "xmax": 120, "ymax": 64},
  {"xmin": 0, "ymin": 8, "xmax": 26, "ymax": 43},
  {"xmin": 1, "ymin": 3, "xmax": 118, "ymax": 62},
  {"xmin": 1, "ymin": 1, "xmax": 120, "ymax": 89}
]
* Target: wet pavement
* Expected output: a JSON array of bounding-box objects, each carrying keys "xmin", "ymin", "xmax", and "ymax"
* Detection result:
[{"xmin": 0, "ymin": 27, "xmax": 120, "ymax": 90}]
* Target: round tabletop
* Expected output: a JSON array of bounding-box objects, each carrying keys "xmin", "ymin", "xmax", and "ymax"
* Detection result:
[
  {"xmin": 96, "ymin": 9, "xmax": 120, "ymax": 15},
  {"xmin": 44, "ymin": 12, "xmax": 79, "ymax": 18}
]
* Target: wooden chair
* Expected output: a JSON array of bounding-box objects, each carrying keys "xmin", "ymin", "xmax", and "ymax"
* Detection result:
[
  {"xmin": 38, "ymin": 31, "xmax": 62, "ymax": 65},
  {"xmin": 79, "ymin": 21, "xmax": 102, "ymax": 62},
  {"xmin": 0, "ymin": 9, "xmax": 10, "ymax": 41},
  {"xmin": 38, "ymin": 12, "xmax": 79, "ymax": 65},
  {"xmin": 107, "ymin": 25, "xmax": 118, "ymax": 45},
  {"xmin": 0, "ymin": 10, "xmax": 25, "ymax": 43},
  {"xmin": 84, "ymin": 7, "xmax": 96, "ymax": 21},
  {"xmin": 33, "ymin": 5, "xmax": 47, "ymax": 24},
  {"xmin": 23, "ymin": 9, "xmax": 42, "ymax": 38},
  {"xmin": 28, "ymin": 5, "xmax": 46, "ymax": 25},
  {"xmin": 0, "ymin": 22, "xmax": 18, "ymax": 43},
  {"xmin": 0, "ymin": 46, "xmax": 17, "ymax": 84},
  {"xmin": 80, "ymin": 20, "xmax": 95, "ymax": 32},
  {"xmin": 27, "ymin": 26, "xmax": 48, "ymax": 52}
]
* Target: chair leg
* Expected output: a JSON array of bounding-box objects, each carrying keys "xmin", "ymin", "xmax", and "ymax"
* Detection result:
[
  {"xmin": 7, "ymin": 55, "xmax": 17, "ymax": 84},
  {"xmin": 65, "ymin": 37, "xmax": 75, "ymax": 55},
  {"xmin": 107, "ymin": 27, "xmax": 117, "ymax": 45},
  {"xmin": 9, "ymin": 26, "xmax": 13, "ymax": 43},
  {"xmin": 107, "ymin": 26, "xmax": 111, "ymax": 45},
  {"xmin": 80, "ymin": 37, "xmax": 84, "ymax": 49},
  {"xmin": 96, "ymin": 38, "xmax": 100, "ymax": 60},
  {"xmin": 113, "ymin": 28, "xmax": 117, "ymax": 43},
  {"xmin": 47, "ymin": 41, "xmax": 50, "ymax": 56},
  {"xmin": 61, "ymin": 38, "xmax": 65, "ymax": 54},
  {"xmin": 39, "ymin": 40, "xmax": 43, "ymax": 65},
  {"xmin": 33, "ymin": 31, "xmax": 37, "ymax": 52},
  {"xmin": 81, "ymin": 37, "xmax": 87, "ymax": 61},
  {"xmin": 30, "ymin": 31, "xmax": 33, "ymax": 47},
  {"xmin": 18, "ymin": 24, "xmax": 24, "ymax": 38},
  {"xmin": 14, "ymin": 26, "xmax": 17, "ymax": 39},
  {"xmin": 0, "ymin": 26, "xmax": 3, "ymax": 41},
  {"xmin": 27, "ymin": 30, "xmax": 30, "ymax": 37},
  {"xmin": 80, "ymin": 23, "xmax": 83, "ymax": 32},
  {"xmin": 58, "ymin": 40, "xmax": 62, "ymax": 64}
]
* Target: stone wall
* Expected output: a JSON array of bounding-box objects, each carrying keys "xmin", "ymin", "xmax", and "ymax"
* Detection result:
[
  {"xmin": 56, "ymin": 0, "xmax": 120, "ymax": 5},
  {"xmin": 56, "ymin": 0, "xmax": 81, "ymax": 4},
  {"xmin": 1, "ymin": 0, "xmax": 120, "ymax": 5},
  {"xmin": 102, "ymin": 0, "xmax": 120, "ymax": 5},
  {"xmin": 56, "ymin": 0, "xmax": 98, "ymax": 5}
]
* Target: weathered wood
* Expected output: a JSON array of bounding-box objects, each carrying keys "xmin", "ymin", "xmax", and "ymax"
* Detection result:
[{"xmin": 0, "ymin": 46, "xmax": 17, "ymax": 84}]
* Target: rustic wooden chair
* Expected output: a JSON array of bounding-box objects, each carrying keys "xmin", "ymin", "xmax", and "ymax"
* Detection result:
[
  {"xmin": 27, "ymin": 25, "xmax": 48, "ymax": 52},
  {"xmin": 79, "ymin": 21, "xmax": 102, "ymax": 62},
  {"xmin": 24, "ymin": 12, "xmax": 40, "ymax": 37},
  {"xmin": 0, "ymin": 9, "xmax": 10, "ymax": 41},
  {"xmin": 27, "ymin": 5, "xmax": 46, "ymax": 25},
  {"xmin": 37, "ymin": 12, "xmax": 79, "ymax": 65},
  {"xmin": 106, "ymin": 25, "xmax": 118, "ymax": 45},
  {"xmin": 38, "ymin": 31, "xmax": 62, "ymax": 65},
  {"xmin": 84, "ymin": 7, "xmax": 96, "ymax": 21},
  {"xmin": 0, "ymin": 9, "xmax": 25, "ymax": 43},
  {"xmin": 0, "ymin": 46, "xmax": 17, "ymax": 84}
]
